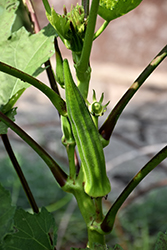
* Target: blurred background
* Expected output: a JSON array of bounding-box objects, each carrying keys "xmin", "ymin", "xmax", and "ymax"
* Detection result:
[{"xmin": 0, "ymin": 0, "xmax": 167, "ymax": 249}]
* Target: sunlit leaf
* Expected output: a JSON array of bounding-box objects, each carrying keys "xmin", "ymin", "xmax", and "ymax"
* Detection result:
[{"xmin": 0, "ymin": 0, "xmax": 19, "ymax": 41}]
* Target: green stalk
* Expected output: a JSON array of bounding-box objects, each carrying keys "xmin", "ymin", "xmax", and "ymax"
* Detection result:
[
  {"xmin": 77, "ymin": 0, "xmax": 99, "ymax": 73},
  {"xmin": 42, "ymin": 0, "xmax": 51, "ymax": 15},
  {"xmin": 93, "ymin": 20, "xmax": 109, "ymax": 40},
  {"xmin": 87, "ymin": 229, "xmax": 105, "ymax": 248},
  {"xmin": 0, "ymin": 61, "xmax": 67, "ymax": 116},
  {"xmin": 66, "ymin": 144, "xmax": 76, "ymax": 180},
  {"xmin": 75, "ymin": 0, "xmax": 99, "ymax": 99},
  {"xmin": 101, "ymin": 145, "xmax": 167, "ymax": 233},
  {"xmin": 0, "ymin": 111, "xmax": 67, "ymax": 187},
  {"xmin": 45, "ymin": 60, "xmax": 60, "ymax": 96},
  {"xmin": 99, "ymin": 44, "xmax": 167, "ymax": 140},
  {"xmin": 73, "ymin": 188, "xmax": 105, "ymax": 248},
  {"xmin": 1, "ymin": 134, "xmax": 39, "ymax": 213},
  {"xmin": 62, "ymin": 168, "xmax": 106, "ymax": 248}
]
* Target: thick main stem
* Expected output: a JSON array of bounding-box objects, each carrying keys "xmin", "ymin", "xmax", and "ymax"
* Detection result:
[
  {"xmin": 62, "ymin": 169, "xmax": 106, "ymax": 248},
  {"xmin": 74, "ymin": 190, "xmax": 106, "ymax": 248},
  {"xmin": 87, "ymin": 229, "xmax": 105, "ymax": 248},
  {"xmin": 77, "ymin": 0, "xmax": 99, "ymax": 73}
]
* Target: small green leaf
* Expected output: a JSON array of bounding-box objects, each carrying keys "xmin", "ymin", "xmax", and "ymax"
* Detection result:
[
  {"xmin": 3, "ymin": 207, "xmax": 57, "ymax": 250},
  {"xmin": 0, "ymin": 88, "xmax": 25, "ymax": 114},
  {"xmin": 98, "ymin": 0, "xmax": 143, "ymax": 21},
  {"xmin": 154, "ymin": 232, "xmax": 167, "ymax": 250},
  {"xmin": 0, "ymin": 183, "xmax": 16, "ymax": 240},
  {"xmin": 114, "ymin": 244, "xmax": 124, "ymax": 250}
]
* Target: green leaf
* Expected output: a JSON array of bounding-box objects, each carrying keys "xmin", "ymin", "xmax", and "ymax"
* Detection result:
[
  {"xmin": 71, "ymin": 244, "xmax": 114, "ymax": 250},
  {"xmin": 3, "ymin": 207, "xmax": 57, "ymax": 250},
  {"xmin": 71, "ymin": 247, "xmax": 92, "ymax": 250},
  {"xmin": 0, "ymin": 23, "xmax": 57, "ymax": 109},
  {"xmin": 0, "ymin": 183, "xmax": 16, "ymax": 241},
  {"xmin": 114, "ymin": 244, "xmax": 124, "ymax": 250},
  {"xmin": 98, "ymin": 0, "xmax": 143, "ymax": 21},
  {"xmin": 154, "ymin": 232, "xmax": 167, "ymax": 250},
  {"xmin": 0, "ymin": 0, "xmax": 19, "ymax": 42}
]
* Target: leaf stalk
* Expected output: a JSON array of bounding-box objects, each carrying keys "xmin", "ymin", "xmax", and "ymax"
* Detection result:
[
  {"xmin": 0, "ymin": 112, "xmax": 67, "ymax": 187},
  {"xmin": 99, "ymin": 44, "xmax": 167, "ymax": 140},
  {"xmin": 0, "ymin": 61, "xmax": 67, "ymax": 116},
  {"xmin": 101, "ymin": 145, "xmax": 167, "ymax": 232},
  {"xmin": 1, "ymin": 134, "xmax": 39, "ymax": 213}
]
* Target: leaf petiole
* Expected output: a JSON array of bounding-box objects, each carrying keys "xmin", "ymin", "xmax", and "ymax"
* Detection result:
[
  {"xmin": 0, "ymin": 61, "xmax": 67, "ymax": 116},
  {"xmin": 0, "ymin": 111, "xmax": 68, "ymax": 187},
  {"xmin": 99, "ymin": 44, "xmax": 167, "ymax": 140},
  {"xmin": 101, "ymin": 145, "xmax": 167, "ymax": 232}
]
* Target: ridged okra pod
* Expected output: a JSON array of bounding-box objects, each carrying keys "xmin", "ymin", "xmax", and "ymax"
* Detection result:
[{"xmin": 63, "ymin": 59, "xmax": 111, "ymax": 198}]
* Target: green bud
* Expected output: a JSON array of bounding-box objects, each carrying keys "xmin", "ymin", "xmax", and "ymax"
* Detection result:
[
  {"xmin": 45, "ymin": 4, "xmax": 87, "ymax": 52},
  {"xmin": 89, "ymin": 90, "xmax": 110, "ymax": 117}
]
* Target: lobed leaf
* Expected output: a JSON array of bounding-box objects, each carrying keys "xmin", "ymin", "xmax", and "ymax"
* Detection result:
[
  {"xmin": 114, "ymin": 244, "xmax": 124, "ymax": 250},
  {"xmin": 154, "ymin": 232, "xmax": 167, "ymax": 250},
  {"xmin": 0, "ymin": 183, "xmax": 16, "ymax": 241},
  {"xmin": 3, "ymin": 207, "xmax": 57, "ymax": 250},
  {"xmin": 0, "ymin": 0, "xmax": 19, "ymax": 42},
  {"xmin": 0, "ymin": 24, "xmax": 57, "ymax": 109}
]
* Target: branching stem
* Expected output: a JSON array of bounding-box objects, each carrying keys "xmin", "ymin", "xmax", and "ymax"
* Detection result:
[
  {"xmin": 101, "ymin": 145, "xmax": 167, "ymax": 232},
  {"xmin": 77, "ymin": 0, "xmax": 99, "ymax": 73},
  {"xmin": 0, "ymin": 112, "xmax": 67, "ymax": 187},
  {"xmin": 99, "ymin": 44, "xmax": 167, "ymax": 140},
  {"xmin": 0, "ymin": 61, "xmax": 66, "ymax": 116},
  {"xmin": 1, "ymin": 134, "xmax": 39, "ymax": 213}
]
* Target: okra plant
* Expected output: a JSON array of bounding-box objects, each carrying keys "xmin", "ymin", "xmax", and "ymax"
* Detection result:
[{"xmin": 0, "ymin": 0, "xmax": 167, "ymax": 249}]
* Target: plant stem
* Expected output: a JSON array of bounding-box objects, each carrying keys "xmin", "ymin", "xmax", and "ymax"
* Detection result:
[
  {"xmin": 0, "ymin": 61, "xmax": 67, "ymax": 116},
  {"xmin": 99, "ymin": 44, "xmax": 167, "ymax": 140},
  {"xmin": 1, "ymin": 134, "xmax": 39, "ymax": 213},
  {"xmin": 74, "ymin": 189, "xmax": 106, "ymax": 248},
  {"xmin": 66, "ymin": 144, "xmax": 76, "ymax": 180},
  {"xmin": 75, "ymin": 0, "xmax": 99, "ymax": 99},
  {"xmin": 26, "ymin": 0, "xmax": 60, "ymax": 96},
  {"xmin": 87, "ymin": 229, "xmax": 105, "ymax": 248},
  {"xmin": 45, "ymin": 60, "xmax": 60, "ymax": 95},
  {"xmin": 82, "ymin": 0, "xmax": 89, "ymax": 17},
  {"xmin": 0, "ymin": 112, "xmax": 67, "ymax": 187},
  {"xmin": 93, "ymin": 20, "xmax": 109, "ymax": 40},
  {"xmin": 77, "ymin": 0, "xmax": 99, "ymax": 73},
  {"xmin": 101, "ymin": 145, "xmax": 167, "ymax": 233},
  {"xmin": 42, "ymin": 0, "xmax": 51, "ymax": 15}
]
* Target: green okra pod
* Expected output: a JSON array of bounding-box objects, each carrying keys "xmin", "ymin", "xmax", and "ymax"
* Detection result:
[{"xmin": 63, "ymin": 59, "xmax": 111, "ymax": 198}]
